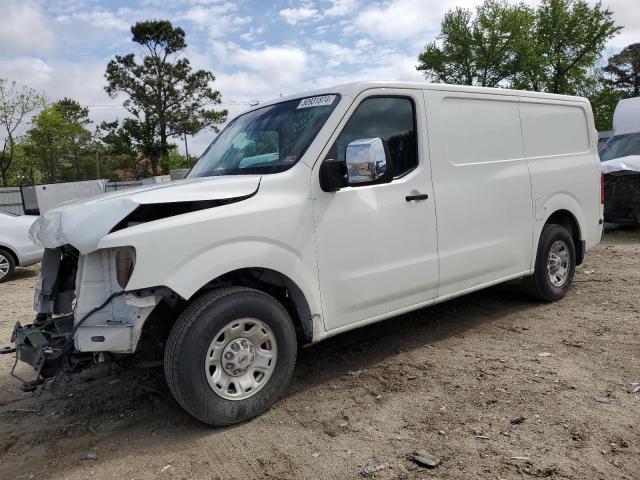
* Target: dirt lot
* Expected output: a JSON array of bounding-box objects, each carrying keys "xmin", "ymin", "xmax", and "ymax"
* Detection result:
[{"xmin": 1, "ymin": 231, "xmax": 639, "ymax": 480}]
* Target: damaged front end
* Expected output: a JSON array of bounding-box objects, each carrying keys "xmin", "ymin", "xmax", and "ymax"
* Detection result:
[
  {"xmin": 603, "ymin": 171, "xmax": 640, "ymax": 225},
  {"xmin": 3, "ymin": 245, "xmax": 174, "ymax": 392}
]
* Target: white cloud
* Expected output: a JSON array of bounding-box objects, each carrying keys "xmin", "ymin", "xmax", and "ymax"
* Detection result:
[
  {"xmin": 55, "ymin": 10, "xmax": 131, "ymax": 31},
  {"xmin": 179, "ymin": 3, "xmax": 236, "ymax": 26},
  {"xmin": 351, "ymin": 0, "xmax": 446, "ymax": 42},
  {"xmin": 279, "ymin": 4, "xmax": 319, "ymax": 25},
  {"xmin": 605, "ymin": 0, "xmax": 640, "ymax": 51},
  {"xmin": 233, "ymin": 45, "xmax": 308, "ymax": 86},
  {"xmin": 324, "ymin": 0, "xmax": 358, "ymax": 17},
  {"xmin": 0, "ymin": 0, "xmax": 54, "ymax": 54}
]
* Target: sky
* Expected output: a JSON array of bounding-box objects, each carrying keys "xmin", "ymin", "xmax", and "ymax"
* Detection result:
[{"xmin": 1, "ymin": 0, "xmax": 638, "ymax": 155}]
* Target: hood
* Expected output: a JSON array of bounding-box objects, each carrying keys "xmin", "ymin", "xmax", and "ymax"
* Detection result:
[
  {"xmin": 31, "ymin": 175, "xmax": 261, "ymax": 254},
  {"xmin": 601, "ymin": 155, "xmax": 640, "ymax": 175}
]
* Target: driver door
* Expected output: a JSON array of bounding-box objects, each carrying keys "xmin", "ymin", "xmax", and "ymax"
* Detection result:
[{"xmin": 311, "ymin": 89, "xmax": 439, "ymax": 331}]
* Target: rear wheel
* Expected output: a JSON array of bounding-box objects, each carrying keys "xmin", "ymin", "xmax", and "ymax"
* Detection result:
[
  {"xmin": 524, "ymin": 224, "xmax": 576, "ymax": 302},
  {"xmin": 0, "ymin": 249, "xmax": 16, "ymax": 283},
  {"xmin": 164, "ymin": 287, "xmax": 297, "ymax": 426}
]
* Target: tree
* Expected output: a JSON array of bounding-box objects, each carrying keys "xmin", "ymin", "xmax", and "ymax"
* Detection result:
[
  {"xmin": 514, "ymin": 0, "xmax": 620, "ymax": 94},
  {"xmin": 418, "ymin": 0, "xmax": 621, "ymax": 96},
  {"xmin": 0, "ymin": 79, "xmax": 46, "ymax": 186},
  {"xmin": 417, "ymin": 1, "xmax": 534, "ymax": 87},
  {"xmin": 23, "ymin": 100, "xmax": 94, "ymax": 183},
  {"xmin": 105, "ymin": 20, "xmax": 227, "ymax": 175},
  {"xmin": 580, "ymin": 70, "xmax": 624, "ymax": 131},
  {"xmin": 52, "ymin": 98, "xmax": 93, "ymax": 178},
  {"xmin": 604, "ymin": 43, "xmax": 640, "ymax": 97}
]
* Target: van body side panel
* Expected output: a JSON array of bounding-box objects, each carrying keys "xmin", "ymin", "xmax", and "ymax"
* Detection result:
[
  {"xmin": 518, "ymin": 97, "xmax": 602, "ymax": 260},
  {"xmin": 423, "ymin": 90, "xmax": 534, "ymax": 296}
]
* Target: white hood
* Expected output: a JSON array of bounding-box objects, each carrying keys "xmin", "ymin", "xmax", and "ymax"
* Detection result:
[
  {"xmin": 601, "ymin": 155, "xmax": 640, "ymax": 174},
  {"xmin": 31, "ymin": 175, "xmax": 261, "ymax": 254}
]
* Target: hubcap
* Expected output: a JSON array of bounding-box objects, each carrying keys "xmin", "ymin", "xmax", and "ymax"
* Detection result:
[
  {"xmin": 547, "ymin": 240, "xmax": 570, "ymax": 287},
  {"xmin": 205, "ymin": 318, "xmax": 277, "ymax": 401},
  {"xmin": 0, "ymin": 254, "xmax": 9, "ymax": 279}
]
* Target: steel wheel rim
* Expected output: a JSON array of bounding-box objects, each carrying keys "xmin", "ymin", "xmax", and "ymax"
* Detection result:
[
  {"xmin": 0, "ymin": 254, "xmax": 9, "ymax": 279},
  {"xmin": 547, "ymin": 240, "xmax": 570, "ymax": 287},
  {"xmin": 204, "ymin": 317, "xmax": 277, "ymax": 401}
]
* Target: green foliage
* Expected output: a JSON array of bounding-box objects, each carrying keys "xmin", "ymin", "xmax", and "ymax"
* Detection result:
[
  {"xmin": 515, "ymin": 0, "xmax": 620, "ymax": 94},
  {"xmin": 21, "ymin": 99, "xmax": 96, "ymax": 183},
  {"xmin": 418, "ymin": 0, "xmax": 620, "ymax": 95},
  {"xmin": 0, "ymin": 78, "xmax": 46, "ymax": 186},
  {"xmin": 418, "ymin": 1, "xmax": 534, "ymax": 87},
  {"xmin": 105, "ymin": 19, "xmax": 227, "ymax": 175},
  {"xmin": 604, "ymin": 43, "xmax": 640, "ymax": 97}
]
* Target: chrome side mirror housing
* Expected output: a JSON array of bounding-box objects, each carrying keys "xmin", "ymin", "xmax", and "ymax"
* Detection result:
[{"xmin": 345, "ymin": 138, "xmax": 390, "ymax": 185}]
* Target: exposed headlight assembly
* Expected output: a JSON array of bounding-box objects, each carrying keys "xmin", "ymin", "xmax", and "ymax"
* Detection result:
[{"xmin": 113, "ymin": 247, "xmax": 136, "ymax": 289}]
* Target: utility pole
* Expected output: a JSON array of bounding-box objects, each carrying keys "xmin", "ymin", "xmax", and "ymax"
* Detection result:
[{"xmin": 183, "ymin": 132, "xmax": 190, "ymax": 168}]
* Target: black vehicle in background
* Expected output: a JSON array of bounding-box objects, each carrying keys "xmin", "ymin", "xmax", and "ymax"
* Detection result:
[{"xmin": 599, "ymin": 132, "xmax": 640, "ymax": 225}]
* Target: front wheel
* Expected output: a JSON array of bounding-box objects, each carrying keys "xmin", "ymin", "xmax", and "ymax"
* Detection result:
[
  {"xmin": 164, "ymin": 287, "xmax": 297, "ymax": 426},
  {"xmin": 524, "ymin": 224, "xmax": 576, "ymax": 302}
]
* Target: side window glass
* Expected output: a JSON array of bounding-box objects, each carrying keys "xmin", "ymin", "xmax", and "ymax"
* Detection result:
[{"xmin": 335, "ymin": 97, "xmax": 418, "ymax": 177}]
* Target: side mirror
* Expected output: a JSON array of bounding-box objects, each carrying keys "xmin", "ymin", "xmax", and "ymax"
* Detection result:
[{"xmin": 346, "ymin": 138, "xmax": 392, "ymax": 186}]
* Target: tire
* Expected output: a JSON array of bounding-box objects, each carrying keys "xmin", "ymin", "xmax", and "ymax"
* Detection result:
[
  {"xmin": 164, "ymin": 286, "xmax": 297, "ymax": 426},
  {"xmin": 0, "ymin": 249, "xmax": 16, "ymax": 283},
  {"xmin": 524, "ymin": 224, "xmax": 576, "ymax": 302}
]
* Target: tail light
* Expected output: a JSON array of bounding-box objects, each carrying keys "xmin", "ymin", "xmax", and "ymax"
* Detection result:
[
  {"xmin": 600, "ymin": 172, "xmax": 605, "ymax": 204},
  {"xmin": 114, "ymin": 247, "xmax": 136, "ymax": 288}
]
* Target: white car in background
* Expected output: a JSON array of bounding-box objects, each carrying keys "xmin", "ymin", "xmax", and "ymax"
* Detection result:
[{"xmin": 0, "ymin": 211, "xmax": 43, "ymax": 282}]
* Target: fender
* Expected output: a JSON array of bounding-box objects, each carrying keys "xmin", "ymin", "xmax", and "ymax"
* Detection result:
[{"xmin": 532, "ymin": 192, "xmax": 586, "ymax": 268}]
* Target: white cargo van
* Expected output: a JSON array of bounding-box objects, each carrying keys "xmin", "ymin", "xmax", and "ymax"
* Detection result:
[{"xmin": 5, "ymin": 82, "xmax": 603, "ymax": 425}]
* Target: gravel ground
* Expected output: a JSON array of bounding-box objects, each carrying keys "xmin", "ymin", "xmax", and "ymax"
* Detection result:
[{"xmin": 0, "ymin": 229, "xmax": 639, "ymax": 480}]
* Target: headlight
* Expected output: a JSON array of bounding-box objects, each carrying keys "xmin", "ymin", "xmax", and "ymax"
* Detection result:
[{"xmin": 113, "ymin": 247, "xmax": 136, "ymax": 289}]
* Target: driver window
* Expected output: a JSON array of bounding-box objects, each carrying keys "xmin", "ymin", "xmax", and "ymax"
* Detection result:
[{"xmin": 334, "ymin": 97, "xmax": 418, "ymax": 177}]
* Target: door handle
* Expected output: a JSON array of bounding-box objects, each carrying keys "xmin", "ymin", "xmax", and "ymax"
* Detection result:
[{"xmin": 405, "ymin": 193, "xmax": 429, "ymax": 201}]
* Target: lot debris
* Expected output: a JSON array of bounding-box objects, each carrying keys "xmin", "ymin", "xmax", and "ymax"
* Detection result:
[
  {"xmin": 627, "ymin": 383, "xmax": 640, "ymax": 394},
  {"xmin": 510, "ymin": 416, "xmax": 526, "ymax": 425},
  {"xmin": 84, "ymin": 452, "xmax": 97, "ymax": 460},
  {"xmin": 359, "ymin": 460, "xmax": 388, "ymax": 476},
  {"xmin": 593, "ymin": 396, "xmax": 613, "ymax": 404},
  {"xmin": 538, "ymin": 352, "xmax": 552, "ymax": 357},
  {"xmin": 411, "ymin": 450, "xmax": 441, "ymax": 468}
]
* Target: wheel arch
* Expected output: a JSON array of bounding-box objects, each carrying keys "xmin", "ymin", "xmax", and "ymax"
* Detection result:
[
  {"xmin": 198, "ymin": 267, "xmax": 315, "ymax": 346},
  {"xmin": 0, "ymin": 244, "xmax": 19, "ymax": 266},
  {"xmin": 542, "ymin": 209, "xmax": 584, "ymax": 265}
]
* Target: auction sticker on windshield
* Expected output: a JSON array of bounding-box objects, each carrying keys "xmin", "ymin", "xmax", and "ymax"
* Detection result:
[{"xmin": 297, "ymin": 95, "xmax": 337, "ymax": 109}]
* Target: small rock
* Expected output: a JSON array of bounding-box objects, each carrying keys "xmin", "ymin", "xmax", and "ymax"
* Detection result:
[
  {"xmin": 312, "ymin": 452, "xmax": 320, "ymax": 458},
  {"xmin": 360, "ymin": 461, "xmax": 388, "ymax": 476},
  {"xmin": 593, "ymin": 396, "xmax": 612, "ymax": 404},
  {"xmin": 627, "ymin": 383, "xmax": 640, "ymax": 394},
  {"xmin": 438, "ymin": 430, "xmax": 446, "ymax": 436},
  {"xmin": 510, "ymin": 416, "xmax": 526, "ymax": 425},
  {"xmin": 84, "ymin": 452, "xmax": 97, "ymax": 460},
  {"xmin": 538, "ymin": 352, "xmax": 552, "ymax": 357},
  {"xmin": 411, "ymin": 450, "xmax": 441, "ymax": 468}
]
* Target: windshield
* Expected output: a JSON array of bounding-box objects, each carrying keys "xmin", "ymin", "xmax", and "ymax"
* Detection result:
[
  {"xmin": 189, "ymin": 95, "xmax": 340, "ymax": 177},
  {"xmin": 599, "ymin": 132, "xmax": 640, "ymax": 162}
]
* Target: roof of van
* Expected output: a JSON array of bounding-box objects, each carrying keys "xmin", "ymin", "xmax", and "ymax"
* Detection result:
[{"xmin": 249, "ymin": 81, "xmax": 588, "ymax": 112}]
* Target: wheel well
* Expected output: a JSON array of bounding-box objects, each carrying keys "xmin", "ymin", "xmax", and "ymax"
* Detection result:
[
  {"xmin": 545, "ymin": 210, "xmax": 584, "ymax": 265},
  {"xmin": 0, "ymin": 245, "xmax": 18, "ymax": 266}
]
